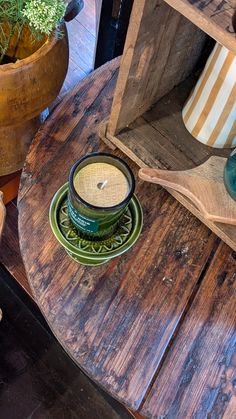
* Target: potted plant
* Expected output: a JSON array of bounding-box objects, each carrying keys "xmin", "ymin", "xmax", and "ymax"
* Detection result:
[{"xmin": 0, "ymin": 0, "xmax": 83, "ymax": 176}]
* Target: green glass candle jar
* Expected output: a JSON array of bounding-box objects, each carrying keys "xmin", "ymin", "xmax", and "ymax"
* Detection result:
[
  {"xmin": 68, "ymin": 153, "xmax": 135, "ymax": 239},
  {"xmin": 224, "ymin": 148, "xmax": 236, "ymax": 201}
]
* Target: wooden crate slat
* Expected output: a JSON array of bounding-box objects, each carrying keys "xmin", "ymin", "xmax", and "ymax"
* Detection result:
[
  {"xmin": 164, "ymin": 0, "xmax": 236, "ymax": 54},
  {"xmin": 108, "ymin": 0, "xmax": 207, "ymax": 135}
]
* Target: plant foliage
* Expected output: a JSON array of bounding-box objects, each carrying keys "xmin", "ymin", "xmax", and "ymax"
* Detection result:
[{"xmin": 0, "ymin": 0, "xmax": 66, "ymax": 63}]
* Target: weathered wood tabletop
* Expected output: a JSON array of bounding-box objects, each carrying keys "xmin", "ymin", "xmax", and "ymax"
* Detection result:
[{"xmin": 18, "ymin": 58, "xmax": 236, "ymax": 418}]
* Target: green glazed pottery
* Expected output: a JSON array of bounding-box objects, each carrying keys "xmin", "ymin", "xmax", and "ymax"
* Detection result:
[
  {"xmin": 49, "ymin": 183, "xmax": 143, "ymax": 265},
  {"xmin": 224, "ymin": 149, "xmax": 236, "ymax": 201},
  {"xmin": 68, "ymin": 153, "xmax": 135, "ymax": 239}
]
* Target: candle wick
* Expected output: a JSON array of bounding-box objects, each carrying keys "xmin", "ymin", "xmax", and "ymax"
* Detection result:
[{"xmin": 97, "ymin": 180, "xmax": 108, "ymax": 190}]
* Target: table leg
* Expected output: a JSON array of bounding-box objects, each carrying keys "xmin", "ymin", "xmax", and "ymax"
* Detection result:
[{"xmin": 0, "ymin": 191, "xmax": 6, "ymax": 239}]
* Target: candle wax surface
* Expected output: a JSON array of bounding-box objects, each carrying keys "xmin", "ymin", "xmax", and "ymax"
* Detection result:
[{"xmin": 74, "ymin": 162, "xmax": 130, "ymax": 207}]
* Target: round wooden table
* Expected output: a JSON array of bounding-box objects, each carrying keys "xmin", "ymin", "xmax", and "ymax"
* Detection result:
[{"xmin": 18, "ymin": 59, "xmax": 236, "ymax": 418}]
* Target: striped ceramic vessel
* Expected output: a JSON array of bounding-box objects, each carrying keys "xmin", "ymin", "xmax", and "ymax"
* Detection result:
[{"xmin": 183, "ymin": 43, "xmax": 236, "ymax": 148}]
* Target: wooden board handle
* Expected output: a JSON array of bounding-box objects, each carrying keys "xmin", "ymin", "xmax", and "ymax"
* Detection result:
[
  {"xmin": 139, "ymin": 157, "xmax": 236, "ymax": 226},
  {"xmin": 0, "ymin": 191, "xmax": 6, "ymax": 240},
  {"xmin": 139, "ymin": 167, "xmax": 206, "ymax": 214}
]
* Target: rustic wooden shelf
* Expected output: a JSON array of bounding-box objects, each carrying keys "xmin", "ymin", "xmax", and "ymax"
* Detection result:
[
  {"xmin": 163, "ymin": 0, "xmax": 236, "ymax": 54},
  {"xmin": 107, "ymin": 0, "xmax": 208, "ymax": 135},
  {"xmin": 100, "ymin": 0, "xmax": 236, "ymax": 251},
  {"xmin": 101, "ymin": 77, "xmax": 236, "ymax": 251}
]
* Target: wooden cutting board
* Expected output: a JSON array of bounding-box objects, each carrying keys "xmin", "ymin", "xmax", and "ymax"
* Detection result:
[{"xmin": 139, "ymin": 156, "xmax": 236, "ymax": 225}]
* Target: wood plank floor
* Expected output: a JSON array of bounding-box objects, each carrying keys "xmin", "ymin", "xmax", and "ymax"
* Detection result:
[
  {"xmin": 0, "ymin": 2, "xmax": 132, "ymax": 418},
  {"xmin": 60, "ymin": 0, "xmax": 96, "ymax": 99}
]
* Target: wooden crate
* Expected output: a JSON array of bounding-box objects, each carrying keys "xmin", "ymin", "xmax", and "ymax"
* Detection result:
[{"xmin": 100, "ymin": 0, "xmax": 236, "ymax": 251}]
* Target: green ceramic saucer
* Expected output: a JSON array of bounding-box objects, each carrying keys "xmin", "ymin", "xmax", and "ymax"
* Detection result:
[{"xmin": 49, "ymin": 183, "xmax": 143, "ymax": 266}]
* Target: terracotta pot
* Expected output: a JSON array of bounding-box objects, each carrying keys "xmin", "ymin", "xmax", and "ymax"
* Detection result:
[
  {"xmin": 0, "ymin": 25, "xmax": 69, "ymax": 176},
  {"xmin": 182, "ymin": 43, "xmax": 236, "ymax": 148}
]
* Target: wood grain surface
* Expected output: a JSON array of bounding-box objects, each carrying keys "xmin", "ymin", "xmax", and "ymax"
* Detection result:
[
  {"xmin": 164, "ymin": 0, "xmax": 236, "ymax": 54},
  {"xmin": 141, "ymin": 241, "xmax": 236, "ymax": 418},
  {"xmin": 18, "ymin": 59, "xmax": 235, "ymax": 416}
]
